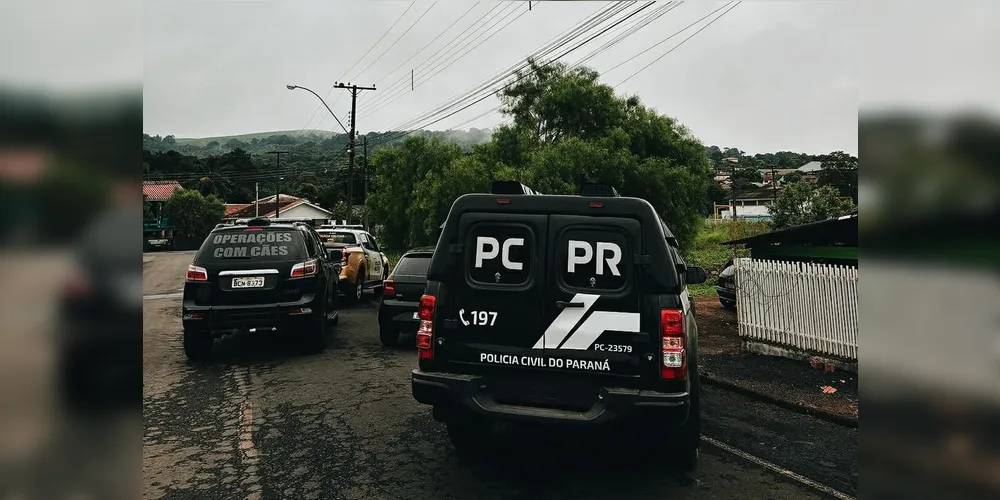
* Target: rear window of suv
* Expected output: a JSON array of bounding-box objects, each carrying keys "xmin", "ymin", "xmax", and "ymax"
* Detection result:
[
  {"xmin": 318, "ymin": 231, "xmax": 357, "ymax": 244},
  {"xmin": 197, "ymin": 229, "xmax": 307, "ymax": 262},
  {"xmin": 393, "ymin": 254, "xmax": 432, "ymax": 277}
]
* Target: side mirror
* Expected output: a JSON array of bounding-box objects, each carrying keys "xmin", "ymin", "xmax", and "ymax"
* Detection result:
[
  {"xmin": 686, "ymin": 266, "xmax": 708, "ymax": 285},
  {"xmin": 326, "ymin": 248, "xmax": 343, "ymax": 262}
]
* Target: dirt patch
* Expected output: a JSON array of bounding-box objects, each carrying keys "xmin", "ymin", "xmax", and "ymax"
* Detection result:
[
  {"xmin": 694, "ymin": 295, "xmax": 742, "ymax": 356},
  {"xmin": 693, "ymin": 294, "xmax": 859, "ymax": 422},
  {"xmin": 143, "ymin": 251, "xmax": 196, "ymax": 295}
]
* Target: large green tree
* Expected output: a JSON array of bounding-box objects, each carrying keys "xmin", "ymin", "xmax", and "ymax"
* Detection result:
[
  {"xmin": 366, "ymin": 136, "xmax": 468, "ymax": 250},
  {"xmin": 817, "ymin": 150, "xmax": 859, "ymax": 202},
  {"xmin": 366, "ymin": 58, "xmax": 712, "ymax": 251},
  {"xmin": 771, "ymin": 182, "xmax": 855, "ymax": 229},
  {"xmin": 163, "ymin": 189, "xmax": 225, "ymax": 241}
]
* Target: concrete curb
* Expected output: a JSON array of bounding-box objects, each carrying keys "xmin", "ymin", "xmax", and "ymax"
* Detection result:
[{"xmin": 700, "ymin": 371, "xmax": 859, "ymax": 429}]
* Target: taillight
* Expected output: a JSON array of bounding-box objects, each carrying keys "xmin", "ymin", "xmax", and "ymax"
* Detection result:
[
  {"xmin": 62, "ymin": 271, "xmax": 92, "ymax": 298},
  {"xmin": 341, "ymin": 251, "xmax": 349, "ymax": 266},
  {"xmin": 187, "ymin": 265, "xmax": 208, "ymax": 282},
  {"xmin": 416, "ymin": 294, "xmax": 436, "ymax": 360},
  {"xmin": 660, "ymin": 309, "xmax": 686, "ymax": 379},
  {"xmin": 290, "ymin": 259, "xmax": 318, "ymax": 278},
  {"xmin": 383, "ymin": 279, "xmax": 396, "ymax": 296}
]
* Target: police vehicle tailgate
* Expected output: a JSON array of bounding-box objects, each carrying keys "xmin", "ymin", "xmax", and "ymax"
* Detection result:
[{"xmin": 434, "ymin": 212, "xmax": 651, "ymax": 383}]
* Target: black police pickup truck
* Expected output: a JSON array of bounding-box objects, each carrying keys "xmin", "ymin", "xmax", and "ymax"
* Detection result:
[
  {"xmin": 181, "ymin": 218, "xmax": 341, "ymax": 360},
  {"xmin": 411, "ymin": 182, "xmax": 708, "ymax": 468}
]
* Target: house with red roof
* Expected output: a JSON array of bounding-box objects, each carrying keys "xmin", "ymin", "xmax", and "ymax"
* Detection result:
[
  {"xmin": 142, "ymin": 180, "xmax": 183, "ymax": 202},
  {"xmin": 223, "ymin": 194, "xmax": 333, "ymax": 225}
]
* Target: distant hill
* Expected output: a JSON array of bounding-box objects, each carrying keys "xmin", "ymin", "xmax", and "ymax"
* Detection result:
[
  {"xmin": 144, "ymin": 128, "xmax": 495, "ymax": 158},
  {"xmin": 174, "ymin": 129, "xmax": 341, "ymax": 147}
]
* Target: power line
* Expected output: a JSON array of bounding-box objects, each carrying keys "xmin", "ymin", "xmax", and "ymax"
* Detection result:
[
  {"xmin": 144, "ymin": 145, "xmax": 352, "ymax": 184},
  {"xmin": 358, "ymin": 2, "xmax": 517, "ymax": 115},
  {"xmin": 372, "ymin": 1, "xmax": 656, "ymax": 144},
  {"xmin": 366, "ymin": 1, "xmax": 626, "ymax": 122},
  {"xmin": 366, "ymin": 2, "xmax": 484, "ymax": 91},
  {"xmin": 570, "ymin": 1, "xmax": 684, "ymax": 68},
  {"xmin": 614, "ymin": 1, "xmax": 741, "ymax": 87},
  {"xmin": 405, "ymin": 0, "xmax": 740, "ymax": 136},
  {"xmin": 436, "ymin": 1, "xmax": 687, "ymax": 133},
  {"xmin": 604, "ymin": 1, "xmax": 734, "ymax": 76},
  {"xmin": 293, "ymin": 2, "xmax": 415, "ymax": 137},
  {"xmin": 376, "ymin": 1, "xmax": 637, "ymax": 137},
  {"xmin": 360, "ymin": 2, "xmax": 524, "ymax": 116},
  {"xmin": 346, "ymin": 1, "xmax": 440, "ymax": 85}
]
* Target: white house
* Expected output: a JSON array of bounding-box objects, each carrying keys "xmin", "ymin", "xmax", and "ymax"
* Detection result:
[
  {"xmin": 797, "ymin": 161, "xmax": 824, "ymax": 173},
  {"xmin": 224, "ymin": 194, "xmax": 333, "ymax": 225}
]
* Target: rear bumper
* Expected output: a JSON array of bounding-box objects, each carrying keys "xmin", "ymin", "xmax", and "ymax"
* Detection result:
[
  {"xmin": 411, "ymin": 369, "xmax": 689, "ymax": 426},
  {"xmin": 377, "ymin": 300, "xmax": 420, "ymax": 334},
  {"xmin": 182, "ymin": 295, "xmax": 324, "ymax": 338}
]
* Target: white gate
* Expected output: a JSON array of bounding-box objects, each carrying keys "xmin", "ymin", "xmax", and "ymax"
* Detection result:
[{"xmin": 734, "ymin": 258, "xmax": 858, "ymax": 360}]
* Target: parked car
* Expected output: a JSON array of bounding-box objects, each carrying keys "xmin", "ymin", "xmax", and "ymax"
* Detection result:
[
  {"xmin": 411, "ymin": 181, "xmax": 707, "ymax": 469},
  {"xmin": 377, "ymin": 246, "xmax": 434, "ymax": 347},
  {"xmin": 58, "ymin": 207, "xmax": 141, "ymax": 411},
  {"xmin": 317, "ymin": 227, "xmax": 390, "ymax": 304},
  {"xmin": 181, "ymin": 218, "xmax": 341, "ymax": 360},
  {"xmin": 716, "ymin": 259, "xmax": 736, "ymax": 310}
]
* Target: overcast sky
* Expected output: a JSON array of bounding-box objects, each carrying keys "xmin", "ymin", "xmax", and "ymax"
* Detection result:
[{"xmin": 142, "ymin": 0, "xmax": 857, "ymax": 155}]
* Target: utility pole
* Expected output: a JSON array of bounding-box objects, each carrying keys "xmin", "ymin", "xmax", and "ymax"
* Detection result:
[
  {"xmin": 363, "ymin": 135, "xmax": 369, "ymax": 202},
  {"xmin": 268, "ymin": 151, "xmax": 288, "ymax": 218},
  {"xmin": 255, "ymin": 182, "xmax": 259, "ymax": 217},
  {"xmin": 721, "ymin": 157, "xmax": 738, "ymax": 220},
  {"xmin": 770, "ymin": 166, "xmax": 778, "ymax": 201},
  {"xmin": 362, "ymin": 135, "xmax": 369, "ymax": 230},
  {"xmin": 333, "ymin": 82, "xmax": 376, "ymax": 225}
]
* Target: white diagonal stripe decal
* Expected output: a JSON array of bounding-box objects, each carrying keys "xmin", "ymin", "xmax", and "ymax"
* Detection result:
[
  {"xmin": 531, "ymin": 293, "xmax": 599, "ymax": 349},
  {"xmin": 557, "ymin": 311, "xmax": 641, "ymax": 350}
]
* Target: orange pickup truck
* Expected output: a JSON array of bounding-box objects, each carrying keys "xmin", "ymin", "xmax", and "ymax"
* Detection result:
[{"xmin": 317, "ymin": 227, "xmax": 391, "ymax": 304}]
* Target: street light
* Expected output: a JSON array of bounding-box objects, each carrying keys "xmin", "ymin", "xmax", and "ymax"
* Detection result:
[{"xmin": 285, "ymin": 84, "xmax": 349, "ymax": 134}]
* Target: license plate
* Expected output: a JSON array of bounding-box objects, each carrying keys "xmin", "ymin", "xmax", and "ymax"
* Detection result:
[
  {"xmin": 412, "ymin": 312, "xmax": 420, "ymax": 320},
  {"xmin": 232, "ymin": 276, "xmax": 265, "ymax": 289}
]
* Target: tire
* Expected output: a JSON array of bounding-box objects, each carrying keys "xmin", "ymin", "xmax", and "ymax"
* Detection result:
[
  {"xmin": 669, "ymin": 400, "xmax": 701, "ymax": 471},
  {"xmin": 720, "ymin": 298, "xmax": 736, "ymax": 311},
  {"xmin": 327, "ymin": 290, "xmax": 340, "ymax": 327},
  {"xmin": 356, "ymin": 267, "xmax": 366, "ymax": 301},
  {"xmin": 303, "ymin": 302, "xmax": 328, "ymax": 353},
  {"xmin": 446, "ymin": 418, "xmax": 495, "ymax": 461},
  {"xmin": 379, "ymin": 325, "xmax": 399, "ymax": 347},
  {"xmin": 183, "ymin": 330, "xmax": 213, "ymax": 362},
  {"xmin": 663, "ymin": 376, "xmax": 701, "ymax": 471}
]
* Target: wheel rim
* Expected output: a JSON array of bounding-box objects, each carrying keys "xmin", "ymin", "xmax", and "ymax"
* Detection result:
[{"xmin": 356, "ymin": 280, "xmax": 363, "ymax": 299}]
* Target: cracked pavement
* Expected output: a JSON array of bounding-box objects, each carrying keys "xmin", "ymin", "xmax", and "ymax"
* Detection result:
[{"xmin": 143, "ymin": 251, "xmax": 854, "ymax": 499}]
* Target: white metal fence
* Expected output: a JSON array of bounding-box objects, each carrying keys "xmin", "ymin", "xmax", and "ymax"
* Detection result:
[{"xmin": 734, "ymin": 258, "xmax": 858, "ymax": 360}]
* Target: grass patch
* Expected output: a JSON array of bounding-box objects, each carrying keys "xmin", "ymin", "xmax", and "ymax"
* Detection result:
[
  {"xmin": 687, "ymin": 283, "xmax": 717, "ymax": 297},
  {"xmin": 384, "ymin": 251, "xmax": 403, "ymax": 268},
  {"xmin": 683, "ymin": 219, "xmax": 771, "ymax": 285}
]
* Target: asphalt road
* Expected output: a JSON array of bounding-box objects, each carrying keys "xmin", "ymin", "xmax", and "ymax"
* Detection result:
[{"xmin": 143, "ymin": 251, "xmax": 857, "ymax": 500}]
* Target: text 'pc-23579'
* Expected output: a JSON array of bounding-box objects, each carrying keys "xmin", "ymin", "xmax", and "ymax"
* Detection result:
[{"xmin": 410, "ymin": 181, "xmax": 708, "ymax": 469}]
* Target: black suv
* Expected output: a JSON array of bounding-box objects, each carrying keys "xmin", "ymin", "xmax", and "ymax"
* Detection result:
[
  {"xmin": 378, "ymin": 246, "xmax": 435, "ymax": 347},
  {"xmin": 181, "ymin": 218, "xmax": 341, "ymax": 360},
  {"xmin": 410, "ymin": 182, "xmax": 708, "ymax": 468},
  {"xmin": 716, "ymin": 259, "xmax": 736, "ymax": 310}
]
